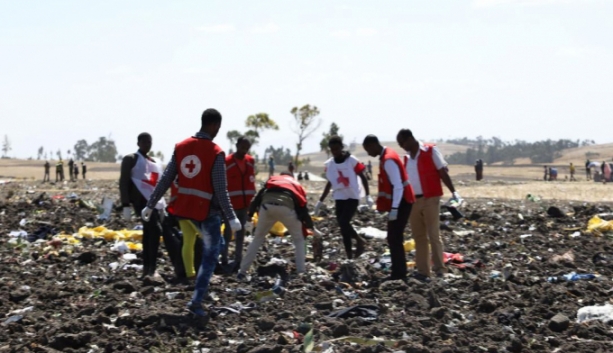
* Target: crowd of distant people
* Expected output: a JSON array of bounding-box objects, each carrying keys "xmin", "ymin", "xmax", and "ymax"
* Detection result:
[
  {"xmin": 43, "ymin": 158, "xmax": 87, "ymax": 182},
  {"xmin": 542, "ymin": 159, "xmax": 613, "ymax": 183}
]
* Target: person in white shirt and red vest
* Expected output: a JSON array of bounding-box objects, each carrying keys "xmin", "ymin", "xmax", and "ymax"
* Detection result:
[
  {"xmin": 397, "ymin": 129, "xmax": 461, "ymax": 279},
  {"xmin": 314, "ymin": 136, "xmax": 373, "ymax": 259},
  {"xmin": 142, "ymin": 109, "xmax": 241, "ymax": 317},
  {"xmin": 362, "ymin": 135, "xmax": 415, "ymax": 281},
  {"xmin": 221, "ymin": 136, "xmax": 256, "ymax": 272}
]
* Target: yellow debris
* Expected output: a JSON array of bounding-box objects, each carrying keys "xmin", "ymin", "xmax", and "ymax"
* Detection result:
[
  {"xmin": 403, "ymin": 239, "xmax": 415, "ymax": 252},
  {"xmin": 587, "ymin": 216, "xmax": 613, "ymax": 236},
  {"xmin": 77, "ymin": 226, "xmax": 143, "ymax": 242}
]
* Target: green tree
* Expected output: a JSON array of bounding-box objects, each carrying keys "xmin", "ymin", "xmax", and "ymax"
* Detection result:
[
  {"xmin": 37, "ymin": 147, "xmax": 44, "ymax": 160},
  {"xmin": 319, "ymin": 122, "xmax": 342, "ymax": 157},
  {"xmin": 290, "ymin": 104, "xmax": 322, "ymax": 169},
  {"xmin": 245, "ymin": 113, "xmax": 279, "ymax": 145},
  {"xmin": 2, "ymin": 135, "xmax": 11, "ymax": 158},
  {"xmin": 87, "ymin": 136, "xmax": 119, "ymax": 162},
  {"xmin": 56, "ymin": 149, "xmax": 62, "ymax": 160},
  {"xmin": 226, "ymin": 130, "xmax": 242, "ymax": 151},
  {"xmin": 74, "ymin": 140, "xmax": 89, "ymax": 160}
]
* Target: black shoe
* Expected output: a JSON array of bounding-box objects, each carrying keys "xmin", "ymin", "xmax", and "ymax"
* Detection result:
[{"xmin": 411, "ymin": 272, "xmax": 431, "ymax": 282}]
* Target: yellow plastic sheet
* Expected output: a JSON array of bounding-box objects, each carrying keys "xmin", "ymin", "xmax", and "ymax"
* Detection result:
[
  {"xmin": 587, "ymin": 216, "xmax": 613, "ymax": 236},
  {"xmin": 251, "ymin": 212, "xmax": 288, "ymax": 236},
  {"xmin": 78, "ymin": 226, "xmax": 143, "ymax": 242},
  {"xmin": 403, "ymin": 239, "xmax": 415, "ymax": 252}
]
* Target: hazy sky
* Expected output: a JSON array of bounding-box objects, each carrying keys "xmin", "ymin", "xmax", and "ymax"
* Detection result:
[{"xmin": 1, "ymin": 0, "xmax": 612, "ymax": 161}]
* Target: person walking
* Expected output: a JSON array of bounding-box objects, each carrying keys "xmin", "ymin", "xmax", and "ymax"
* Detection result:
[
  {"xmin": 221, "ymin": 136, "xmax": 256, "ymax": 272},
  {"xmin": 68, "ymin": 158, "xmax": 75, "ymax": 181},
  {"xmin": 142, "ymin": 108, "xmax": 241, "ymax": 317},
  {"xmin": 288, "ymin": 161, "xmax": 295, "ymax": 176},
  {"xmin": 81, "ymin": 162, "xmax": 87, "ymax": 180},
  {"xmin": 238, "ymin": 172, "xmax": 320, "ymax": 278},
  {"xmin": 362, "ymin": 135, "xmax": 415, "ymax": 281},
  {"xmin": 43, "ymin": 161, "xmax": 50, "ymax": 182},
  {"xmin": 120, "ymin": 133, "xmax": 182, "ymax": 279},
  {"xmin": 314, "ymin": 136, "xmax": 372, "ymax": 259},
  {"xmin": 397, "ymin": 129, "xmax": 461, "ymax": 279},
  {"xmin": 570, "ymin": 163, "xmax": 576, "ymax": 181},
  {"xmin": 268, "ymin": 156, "xmax": 275, "ymax": 178}
]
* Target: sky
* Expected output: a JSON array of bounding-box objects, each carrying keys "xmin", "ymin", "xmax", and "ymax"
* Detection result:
[{"xmin": 1, "ymin": 0, "xmax": 612, "ymax": 161}]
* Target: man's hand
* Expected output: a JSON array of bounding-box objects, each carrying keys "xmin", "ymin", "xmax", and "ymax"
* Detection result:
[
  {"xmin": 366, "ymin": 196, "xmax": 374, "ymax": 209},
  {"xmin": 122, "ymin": 207, "xmax": 132, "ymax": 221},
  {"xmin": 452, "ymin": 191, "xmax": 461, "ymax": 201},
  {"xmin": 244, "ymin": 221, "xmax": 254, "ymax": 233},
  {"xmin": 388, "ymin": 208, "xmax": 398, "ymax": 221},
  {"xmin": 141, "ymin": 207, "xmax": 153, "ymax": 222},
  {"xmin": 229, "ymin": 218, "xmax": 242, "ymax": 232},
  {"xmin": 313, "ymin": 201, "xmax": 323, "ymax": 216}
]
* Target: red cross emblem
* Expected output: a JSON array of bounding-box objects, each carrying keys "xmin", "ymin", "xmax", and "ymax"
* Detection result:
[
  {"xmin": 337, "ymin": 171, "xmax": 350, "ymax": 187},
  {"xmin": 180, "ymin": 155, "xmax": 201, "ymax": 178}
]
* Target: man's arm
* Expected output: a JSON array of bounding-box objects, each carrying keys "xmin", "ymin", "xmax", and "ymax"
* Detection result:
[
  {"xmin": 358, "ymin": 172, "xmax": 370, "ymax": 197},
  {"xmin": 212, "ymin": 153, "xmax": 237, "ymax": 221},
  {"xmin": 248, "ymin": 188, "xmax": 266, "ymax": 218},
  {"xmin": 319, "ymin": 182, "xmax": 332, "ymax": 202},
  {"xmin": 384, "ymin": 160, "xmax": 403, "ymax": 208},
  {"xmin": 119, "ymin": 154, "xmax": 137, "ymax": 207},
  {"xmin": 352, "ymin": 157, "xmax": 370, "ymax": 197},
  {"xmin": 432, "ymin": 146, "xmax": 456, "ymax": 194},
  {"xmin": 146, "ymin": 153, "xmax": 178, "ymax": 209}
]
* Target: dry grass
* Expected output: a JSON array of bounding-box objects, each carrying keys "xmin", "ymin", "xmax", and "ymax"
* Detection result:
[
  {"xmin": 0, "ymin": 159, "xmax": 120, "ymax": 180},
  {"xmin": 458, "ymin": 181, "xmax": 613, "ymax": 203}
]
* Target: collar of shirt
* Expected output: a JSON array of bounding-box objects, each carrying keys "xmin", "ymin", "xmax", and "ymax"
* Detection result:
[{"xmin": 194, "ymin": 131, "xmax": 212, "ymax": 140}]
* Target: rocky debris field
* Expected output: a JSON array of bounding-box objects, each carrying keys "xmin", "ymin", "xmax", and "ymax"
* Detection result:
[{"xmin": 2, "ymin": 180, "xmax": 613, "ymax": 353}]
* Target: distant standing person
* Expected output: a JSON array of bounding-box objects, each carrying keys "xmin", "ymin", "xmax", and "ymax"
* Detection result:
[
  {"xmin": 569, "ymin": 163, "xmax": 576, "ymax": 181},
  {"xmin": 397, "ymin": 129, "xmax": 461, "ymax": 279},
  {"xmin": 43, "ymin": 161, "xmax": 50, "ymax": 182},
  {"xmin": 362, "ymin": 135, "xmax": 415, "ymax": 281},
  {"xmin": 585, "ymin": 159, "xmax": 591, "ymax": 181},
  {"xmin": 474, "ymin": 159, "xmax": 484, "ymax": 181},
  {"xmin": 68, "ymin": 158, "xmax": 75, "ymax": 181},
  {"xmin": 543, "ymin": 166, "xmax": 548, "ymax": 181},
  {"xmin": 82, "ymin": 162, "xmax": 87, "ymax": 179},
  {"xmin": 288, "ymin": 161, "xmax": 295, "ymax": 176},
  {"xmin": 74, "ymin": 164, "xmax": 79, "ymax": 180},
  {"xmin": 268, "ymin": 156, "xmax": 275, "ymax": 178},
  {"xmin": 55, "ymin": 160, "xmax": 63, "ymax": 182}
]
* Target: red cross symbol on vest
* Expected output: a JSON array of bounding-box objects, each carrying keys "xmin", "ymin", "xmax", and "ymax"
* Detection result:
[
  {"xmin": 142, "ymin": 172, "xmax": 159, "ymax": 187},
  {"xmin": 337, "ymin": 171, "xmax": 350, "ymax": 187},
  {"xmin": 185, "ymin": 160, "xmax": 196, "ymax": 173},
  {"xmin": 180, "ymin": 155, "xmax": 202, "ymax": 178}
]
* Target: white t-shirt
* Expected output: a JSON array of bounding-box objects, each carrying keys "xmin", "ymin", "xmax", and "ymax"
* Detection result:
[
  {"xmin": 325, "ymin": 154, "xmax": 365, "ymax": 200},
  {"xmin": 404, "ymin": 143, "xmax": 447, "ymax": 195}
]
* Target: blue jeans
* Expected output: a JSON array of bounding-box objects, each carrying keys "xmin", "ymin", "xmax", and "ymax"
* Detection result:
[{"xmin": 188, "ymin": 215, "xmax": 222, "ymax": 306}]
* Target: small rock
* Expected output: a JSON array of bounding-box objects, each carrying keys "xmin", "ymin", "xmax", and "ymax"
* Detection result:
[
  {"xmin": 113, "ymin": 281, "xmax": 136, "ymax": 293},
  {"xmin": 507, "ymin": 338, "xmax": 523, "ymax": 353},
  {"xmin": 77, "ymin": 307, "xmax": 96, "ymax": 317},
  {"xmin": 332, "ymin": 323, "xmax": 349, "ymax": 338},
  {"xmin": 140, "ymin": 286, "xmax": 154, "ymax": 296},
  {"xmin": 427, "ymin": 290, "xmax": 441, "ymax": 309},
  {"xmin": 314, "ymin": 302, "xmax": 333, "ymax": 310},
  {"xmin": 380, "ymin": 280, "xmax": 409, "ymax": 291},
  {"xmin": 477, "ymin": 299, "xmax": 497, "ymax": 313},
  {"xmin": 9, "ymin": 290, "xmax": 30, "ymax": 303},
  {"xmin": 430, "ymin": 307, "xmax": 447, "ymax": 320},
  {"xmin": 276, "ymin": 334, "xmax": 289, "ymax": 345},
  {"xmin": 142, "ymin": 276, "xmax": 165, "ymax": 287},
  {"xmin": 547, "ymin": 206, "xmax": 565, "ymax": 218},
  {"xmin": 77, "ymin": 251, "xmax": 96, "ymax": 264},
  {"xmin": 548, "ymin": 313, "xmax": 570, "ymax": 332},
  {"xmin": 256, "ymin": 319, "xmax": 275, "ymax": 331}
]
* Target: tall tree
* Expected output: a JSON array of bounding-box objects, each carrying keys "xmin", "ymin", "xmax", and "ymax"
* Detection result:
[
  {"xmin": 245, "ymin": 113, "xmax": 279, "ymax": 145},
  {"xmin": 74, "ymin": 140, "xmax": 89, "ymax": 160},
  {"xmin": 290, "ymin": 104, "xmax": 322, "ymax": 169},
  {"xmin": 155, "ymin": 151, "xmax": 165, "ymax": 162},
  {"xmin": 319, "ymin": 122, "xmax": 342, "ymax": 157},
  {"xmin": 56, "ymin": 149, "xmax": 62, "ymax": 160},
  {"xmin": 88, "ymin": 136, "xmax": 119, "ymax": 162},
  {"xmin": 37, "ymin": 147, "xmax": 44, "ymax": 160},
  {"xmin": 1, "ymin": 135, "xmax": 11, "ymax": 158}
]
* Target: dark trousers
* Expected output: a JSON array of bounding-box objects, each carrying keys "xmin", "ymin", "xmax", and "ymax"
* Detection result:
[
  {"xmin": 335, "ymin": 199, "xmax": 363, "ymax": 259},
  {"xmin": 222, "ymin": 208, "xmax": 248, "ymax": 267},
  {"xmin": 43, "ymin": 172, "xmax": 50, "ymax": 182},
  {"xmin": 387, "ymin": 200, "xmax": 412, "ymax": 280}
]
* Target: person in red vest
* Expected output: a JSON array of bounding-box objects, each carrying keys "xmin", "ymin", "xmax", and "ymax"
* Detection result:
[
  {"xmin": 362, "ymin": 135, "xmax": 415, "ymax": 281},
  {"xmin": 314, "ymin": 135, "xmax": 373, "ymax": 259},
  {"xmin": 238, "ymin": 172, "xmax": 320, "ymax": 279},
  {"xmin": 397, "ymin": 129, "xmax": 461, "ymax": 279},
  {"xmin": 221, "ymin": 136, "xmax": 256, "ymax": 272},
  {"xmin": 142, "ymin": 109, "xmax": 241, "ymax": 317}
]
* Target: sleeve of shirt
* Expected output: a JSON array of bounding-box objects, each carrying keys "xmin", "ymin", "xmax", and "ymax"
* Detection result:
[
  {"xmin": 384, "ymin": 159, "xmax": 403, "ymax": 209},
  {"xmin": 432, "ymin": 146, "xmax": 447, "ymax": 170},
  {"xmin": 350, "ymin": 156, "xmax": 366, "ymax": 174},
  {"xmin": 146, "ymin": 152, "xmax": 177, "ymax": 209},
  {"xmin": 119, "ymin": 154, "xmax": 137, "ymax": 206},
  {"xmin": 212, "ymin": 153, "xmax": 237, "ymax": 221}
]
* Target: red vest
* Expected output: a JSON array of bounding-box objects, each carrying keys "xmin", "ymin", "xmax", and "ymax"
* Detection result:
[
  {"xmin": 166, "ymin": 177, "xmax": 179, "ymax": 215},
  {"xmin": 172, "ymin": 137, "xmax": 222, "ymax": 221},
  {"xmin": 405, "ymin": 144, "xmax": 444, "ymax": 198},
  {"xmin": 265, "ymin": 175, "xmax": 307, "ymax": 207},
  {"xmin": 377, "ymin": 147, "xmax": 415, "ymax": 212},
  {"xmin": 225, "ymin": 153, "xmax": 256, "ymax": 210}
]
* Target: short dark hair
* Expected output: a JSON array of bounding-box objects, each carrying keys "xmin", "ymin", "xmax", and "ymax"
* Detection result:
[
  {"xmin": 328, "ymin": 135, "xmax": 343, "ymax": 147},
  {"xmin": 236, "ymin": 136, "xmax": 251, "ymax": 146},
  {"xmin": 397, "ymin": 129, "xmax": 414, "ymax": 140},
  {"xmin": 201, "ymin": 109, "xmax": 222, "ymax": 127},
  {"xmin": 362, "ymin": 134, "xmax": 379, "ymax": 145},
  {"xmin": 138, "ymin": 132, "xmax": 152, "ymax": 142}
]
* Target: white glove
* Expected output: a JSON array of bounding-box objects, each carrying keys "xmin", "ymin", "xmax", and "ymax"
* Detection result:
[
  {"xmin": 122, "ymin": 207, "xmax": 132, "ymax": 221},
  {"xmin": 366, "ymin": 196, "xmax": 374, "ymax": 209},
  {"xmin": 141, "ymin": 207, "xmax": 153, "ymax": 222},
  {"xmin": 229, "ymin": 218, "xmax": 242, "ymax": 232},
  {"xmin": 452, "ymin": 191, "xmax": 461, "ymax": 201},
  {"xmin": 244, "ymin": 221, "xmax": 254, "ymax": 233},
  {"xmin": 314, "ymin": 201, "xmax": 323, "ymax": 215},
  {"xmin": 388, "ymin": 208, "xmax": 398, "ymax": 221}
]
